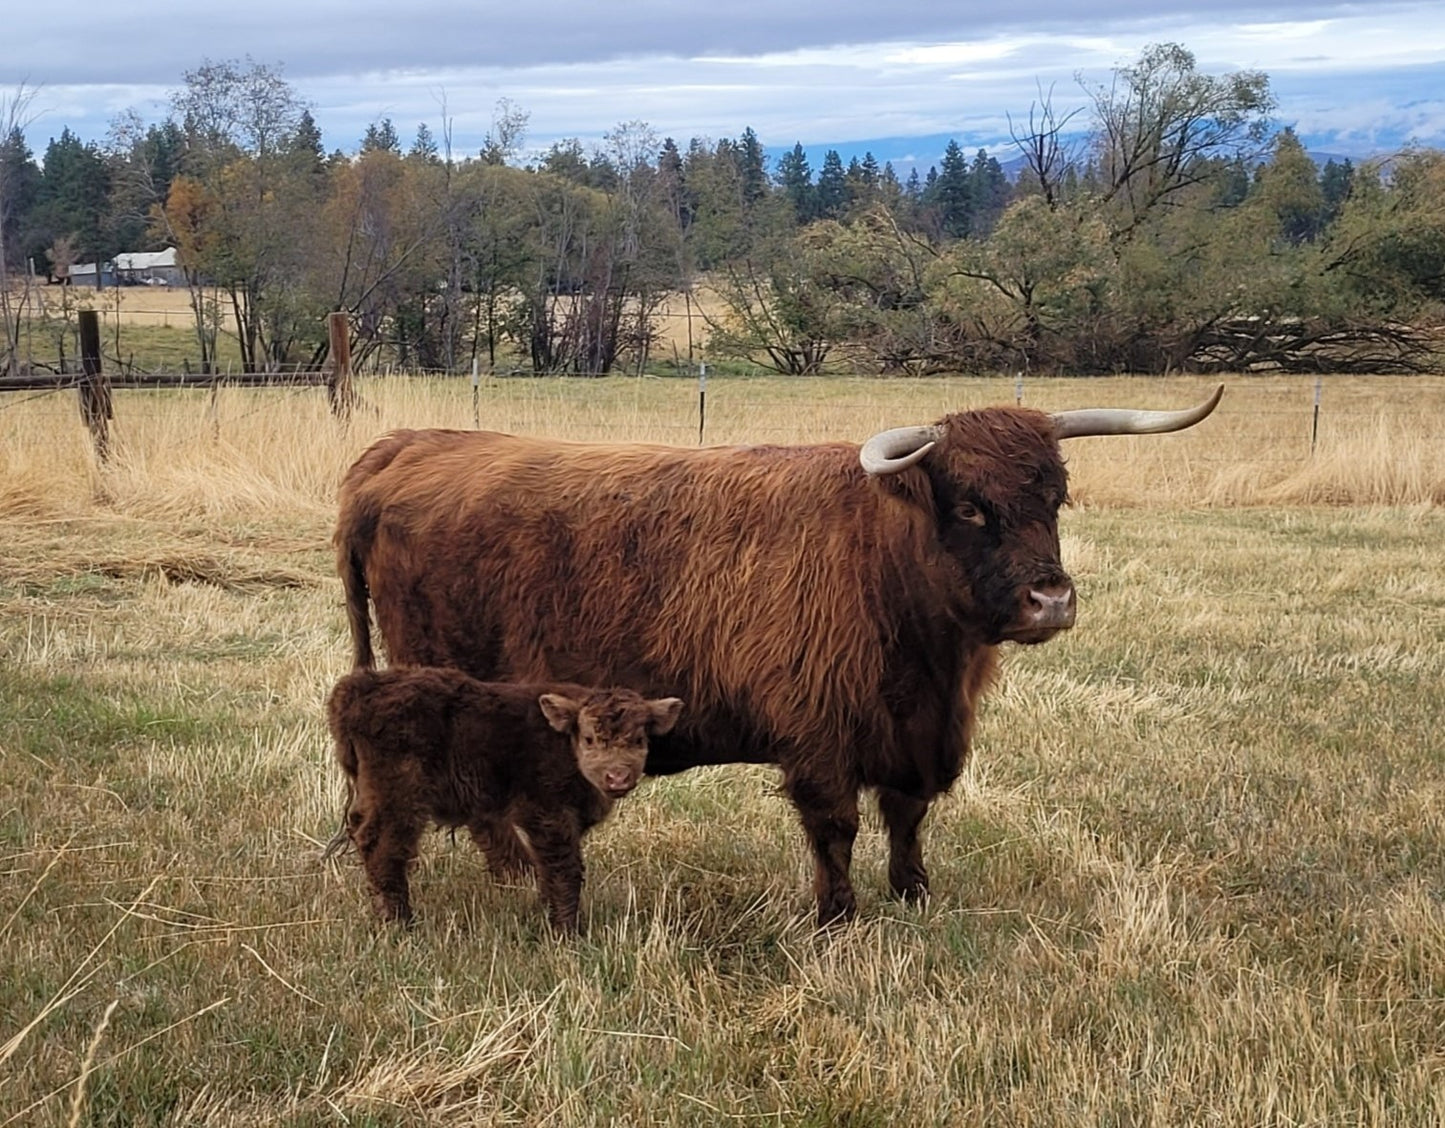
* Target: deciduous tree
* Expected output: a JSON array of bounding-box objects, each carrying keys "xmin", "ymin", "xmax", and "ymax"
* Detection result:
[{"xmin": 1087, "ymin": 42, "xmax": 1274, "ymax": 241}]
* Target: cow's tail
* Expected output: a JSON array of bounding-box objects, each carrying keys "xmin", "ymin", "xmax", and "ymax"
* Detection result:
[{"xmin": 335, "ymin": 510, "xmax": 377, "ymax": 670}]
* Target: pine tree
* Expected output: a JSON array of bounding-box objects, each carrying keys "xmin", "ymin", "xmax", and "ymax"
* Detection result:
[
  {"xmin": 286, "ymin": 109, "xmax": 327, "ymax": 184},
  {"xmin": 841, "ymin": 151, "xmax": 881, "ymax": 212},
  {"xmin": 1216, "ymin": 157, "xmax": 1251, "ymax": 208},
  {"xmin": 775, "ymin": 142, "xmax": 814, "ymax": 224},
  {"xmin": 658, "ymin": 137, "xmax": 691, "ymax": 230},
  {"xmin": 0, "ymin": 126, "xmax": 42, "ymax": 272},
  {"xmin": 360, "ymin": 118, "xmax": 401, "ymax": 154},
  {"xmin": 409, "ymin": 122, "xmax": 440, "ymax": 164},
  {"xmin": 860, "ymin": 153, "xmax": 880, "ymax": 189},
  {"xmin": 32, "ymin": 129, "xmax": 113, "ymax": 271},
  {"xmin": 878, "ymin": 160, "xmax": 904, "ymax": 210},
  {"xmin": 933, "ymin": 140, "xmax": 973, "ymax": 238},
  {"xmin": 737, "ymin": 126, "xmax": 768, "ymax": 207},
  {"xmin": 968, "ymin": 149, "xmax": 1009, "ymax": 237},
  {"xmin": 815, "ymin": 149, "xmax": 848, "ymax": 220},
  {"xmin": 139, "ymin": 121, "xmax": 187, "ymax": 208},
  {"xmin": 540, "ymin": 138, "xmax": 592, "ymax": 185},
  {"xmin": 1319, "ymin": 158, "xmax": 1354, "ymax": 227},
  {"xmin": 1254, "ymin": 128, "xmax": 1324, "ymax": 244}
]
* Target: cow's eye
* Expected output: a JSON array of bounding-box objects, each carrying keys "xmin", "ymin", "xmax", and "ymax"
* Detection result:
[{"xmin": 956, "ymin": 502, "xmax": 986, "ymax": 527}]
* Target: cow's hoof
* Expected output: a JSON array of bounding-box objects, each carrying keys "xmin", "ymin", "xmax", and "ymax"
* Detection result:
[{"xmin": 815, "ymin": 893, "xmax": 857, "ymax": 929}]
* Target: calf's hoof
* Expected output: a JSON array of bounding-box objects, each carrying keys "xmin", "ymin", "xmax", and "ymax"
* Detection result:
[{"xmin": 372, "ymin": 895, "xmax": 414, "ymax": 928}]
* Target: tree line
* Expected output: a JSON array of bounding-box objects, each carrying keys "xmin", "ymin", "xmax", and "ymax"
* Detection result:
[{"xmin": 2, "ymin": 43, "xmax": 1442, "ymax": 379}]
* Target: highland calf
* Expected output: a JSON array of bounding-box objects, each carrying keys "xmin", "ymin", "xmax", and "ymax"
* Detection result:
[{"xmin": 327, "ymin": 666, "xmax": 683, "ymax": 931}]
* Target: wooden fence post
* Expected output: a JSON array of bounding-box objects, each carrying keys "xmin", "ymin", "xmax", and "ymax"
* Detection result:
[
  {"xmin": 697, "ymin": 363, "xmax": 707, "ymax": 445},
  {"xmin": 77, "ymin": 309, "xmax": 112, "ymax": 460},
  {"xmin": 326, "ymin": 311, "xmax": 355, "ymax": 420},
  {"xmin": 1311, "ymin": 375, "xmax": 1323, "ymax": 455},
  {"xmin": 472, "ymin": 358, "xmax": 480, "ymax": 429}
]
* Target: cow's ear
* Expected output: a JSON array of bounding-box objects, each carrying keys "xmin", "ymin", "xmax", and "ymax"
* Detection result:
[
  {"xmin": 538, "ymin": 694, "xmax": 580, "ymax": 733},
  {"xmin": 646, "ymin": 697, "xmax": 684, "ymax": 735}
]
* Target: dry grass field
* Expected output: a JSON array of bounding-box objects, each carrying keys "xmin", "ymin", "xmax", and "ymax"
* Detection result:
[
  {"xmin": 3, "ymin": 282, "xmax": 722, "ymax": 372},
  {"xmin": 10, "ymin": 284, "xmax": 228, "ymax": 330},
  {"xmin": 2, "ymin": 374, "xmax": 1443, "ymax": 1125}
]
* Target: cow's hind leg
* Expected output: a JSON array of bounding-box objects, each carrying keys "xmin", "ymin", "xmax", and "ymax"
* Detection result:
[
  {"xmin": 351, "ymin": 806, "xmax": 422, "ymax": 925},
  {"xmin": 877, "ymin": 787, "xmax": 930, "ymax": 903},
  {"xmin": 786, "ymin": 774, "xmax": 860, "ymax": 927}
]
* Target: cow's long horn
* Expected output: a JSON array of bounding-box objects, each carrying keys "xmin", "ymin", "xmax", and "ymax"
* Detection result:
[
  {"xmin": 1051, "ymin": 385, "xmax": 1224, "ymax": 440},
  {"xmin": 859, "ymin": 425, "xmax": 941, "ymax": 476}
]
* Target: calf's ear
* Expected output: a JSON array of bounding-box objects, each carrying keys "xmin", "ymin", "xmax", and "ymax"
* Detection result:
[
  {"xmin": 538, "ymin": 694, "xmax": 581, "ymax": 733},
  {"xmin": 646, "ymin": 697, "xmax": 685, "ymax": 735}
]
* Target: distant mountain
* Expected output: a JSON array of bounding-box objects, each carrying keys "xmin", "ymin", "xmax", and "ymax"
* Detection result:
[{"xmin": 996, "ymin": 147, "xmax": 1366, "ymax": 184}]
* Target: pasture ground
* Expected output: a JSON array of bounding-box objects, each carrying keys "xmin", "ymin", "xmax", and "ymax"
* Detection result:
[
  {"xmin": 1, "ymin": 375, "xmax": 1443, "ymax": 1125},
  {"xmin": 2, "ymin": 282, "xmax": 728, "ymax": 373}
]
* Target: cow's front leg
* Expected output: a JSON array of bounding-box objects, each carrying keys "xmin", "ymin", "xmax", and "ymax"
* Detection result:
[
  {"xmin": 786, "ymin": 775, "xmax": 859, "ymax": 927},
  {"xmin": 877, "ymin": 787, "xmax": 930, "ymax": 903}
]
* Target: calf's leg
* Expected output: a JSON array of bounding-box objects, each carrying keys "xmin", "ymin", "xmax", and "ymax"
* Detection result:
[
  {"xmin": 470, "ymin": 818, "xmax": 534, "ymax": 881},
  {"xmin": 350, "ymin": 805, "xmax": 423, "ymax": 925},
  {"xmin": 517, "ymin": 812, "xmax": 586, "ymax": 933}
]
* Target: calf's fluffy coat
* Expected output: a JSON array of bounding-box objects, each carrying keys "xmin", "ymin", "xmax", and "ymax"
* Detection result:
[{"xmin": 328, "ymin": 666, "xmax": 683, "ymax": 930}]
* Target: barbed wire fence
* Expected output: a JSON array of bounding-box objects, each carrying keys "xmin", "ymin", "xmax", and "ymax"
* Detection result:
[
  {"xmin": 7, "ymin": 357, "xmax": 1443, "ymax": 470},
  {"xmin": 5, "ymin": 297, "xmax": 1443, "ymax": 469}
]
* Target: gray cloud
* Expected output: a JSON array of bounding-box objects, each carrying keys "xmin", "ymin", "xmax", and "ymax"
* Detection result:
[
  {"xmin": 5, "ymin": 2, "xmax": 1441, "ymax": 162},
  {"xmin": 4, "ymin": 1, "xmax": 1395, "ymax": 86}
]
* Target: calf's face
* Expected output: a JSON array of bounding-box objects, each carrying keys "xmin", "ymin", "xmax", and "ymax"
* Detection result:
[{"xmin": 538, "ymin": 689, "xmax": 685, "ymax": 797}]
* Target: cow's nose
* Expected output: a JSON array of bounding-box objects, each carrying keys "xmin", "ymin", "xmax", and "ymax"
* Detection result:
[
  {"xmin": 1027, "ymin": 583, "xmax": 1076, "ymax": 630},
  {"xmin": 604, "ymin": 770, "xmax": 636, "ymax": 795}
]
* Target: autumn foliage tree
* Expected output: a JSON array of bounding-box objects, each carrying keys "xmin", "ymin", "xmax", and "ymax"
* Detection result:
[{"xmin": 5, "ymin": 43, "xmax": 1442, "ymax": 378}]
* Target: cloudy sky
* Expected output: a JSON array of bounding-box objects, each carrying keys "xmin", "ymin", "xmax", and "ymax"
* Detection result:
[{"xmin": 6, "ymin": 1, "xmax": 1444, "ymax": 170}]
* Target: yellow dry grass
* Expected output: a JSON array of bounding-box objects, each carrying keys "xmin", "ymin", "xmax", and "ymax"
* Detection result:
[
  {"xmin": 6, "ymin": 282, "xmax": 718, "ymax": 362},
  {"xmin": 1, "ymin": 372, "xmax": 1443, "ymax": 1125},
  {"xmin": 2, "ymin": 372, "xmax": 1443, "ymax": 522},
  {"xmin": 8, "ymin": 283, "xmax": 234, "ymax": 331}
]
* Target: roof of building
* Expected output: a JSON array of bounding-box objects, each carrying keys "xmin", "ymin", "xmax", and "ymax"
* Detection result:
[{"xmin": 114, "ymin": 248, "xmax": 178, "ymax": 270}]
